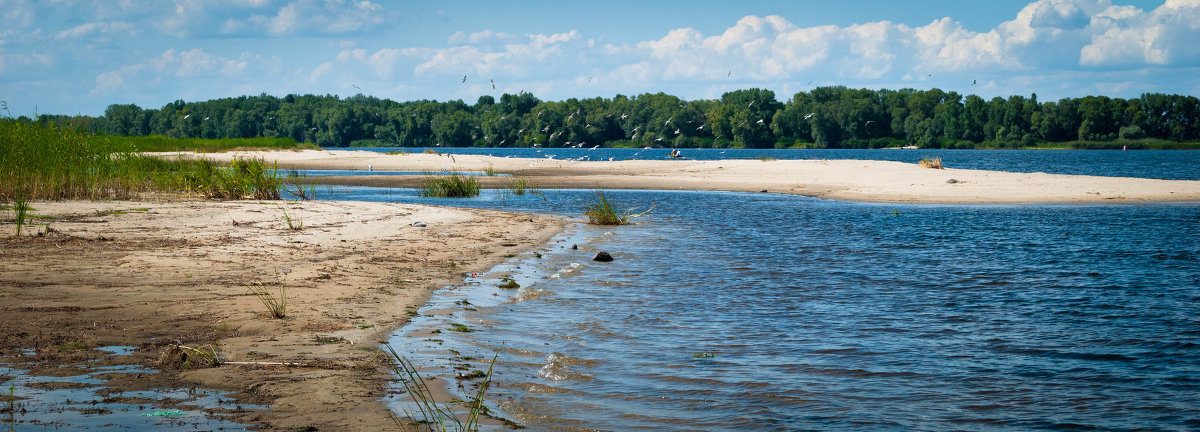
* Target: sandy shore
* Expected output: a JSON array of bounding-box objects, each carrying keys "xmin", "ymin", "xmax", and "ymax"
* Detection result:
[
  {"xmin": 174, "ymin": 149, "xmax": 1200, "ymax": 204},
  {"xmin": 0, "ymin": 199, "xmax": 563, "ymax": 431}
]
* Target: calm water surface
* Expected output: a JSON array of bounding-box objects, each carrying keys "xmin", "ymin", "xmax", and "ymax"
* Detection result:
[{"xmin": 318, "ymin": 186, "xmax": 1200, "ymax": 431}]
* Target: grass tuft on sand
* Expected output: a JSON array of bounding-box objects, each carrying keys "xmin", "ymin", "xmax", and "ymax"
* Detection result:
[{"xmin": 918, "ymin": 156, "xmax": 944, "ymax": 169}]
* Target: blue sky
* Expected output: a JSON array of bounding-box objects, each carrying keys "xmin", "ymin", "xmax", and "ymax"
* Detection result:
[{"xmin": 2, "ymin": 0, "xmax": 1197, "ymax": 117}]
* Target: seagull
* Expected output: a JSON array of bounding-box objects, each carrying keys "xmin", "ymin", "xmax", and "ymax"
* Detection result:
[
  {"xmin": 971, "ymin": 79, "xmax": 977, "ymax": 86},
  {"xmin": 542, "ymin": 126, "xmax": 550, "ymax": 132},
  {"xmin": 757, "ymin": 119, "xmax": 764, "ymax": 124},
  {"xmin": 665, "ymin": 117, "xmax": 673, "ymax": 125},
  {"xmin": 590, "ymin": 145, "xmax": 599, "ymax": 150},
  {"xmin": 655, "ymin": 137, "xmax": 663, "ymax": 142},
  {"xmin": 462, "ymin": 75, "xmax": 467, "ymax": 83},
  {"xmin": 352, "ymin": 84, "xmax": 361, "ymax": 90},
  {"xmin": 804, "ymin": 113, "xmax": 815, "ymax": 120},
  {"xmin": 865, "ymin": 120, "xmax": 875, "ymax": 126},
  {"xmin": 748, "ymin": 101, "xmax": 754, "ymax": 108},
  {"xmin": 727, "ymin": 70, "xmax": 732, "ymax": 78},
  {"xmin": 620, "ymin": 113, "xmax": 628, "ymax": 120},
  {"xmin": 204, "ymin": 116, "xmax": 210, "ymax": 121},
  {"xmin": 696, "ymin": 125, "xmax": 705, "ymax": 130},
  {"xmin": 674, "ymin": 128, "xmax": 681, "ymax": 134},
  {"xmin": 490, "ymin": 79, "xmax": 496, "ymax": 90},
  {"xmin": 183, "ymin": 114, "xmax": 190, "ymax": 119}
]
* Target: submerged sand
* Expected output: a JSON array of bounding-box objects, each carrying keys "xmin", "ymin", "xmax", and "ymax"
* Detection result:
[
  {"xmin": 176, "ymin": 149, "xmax": 1200, "ymax": 204},
  {"xmin": 0, "ymin": 199, "xmax": 563, "ymax": 431}
]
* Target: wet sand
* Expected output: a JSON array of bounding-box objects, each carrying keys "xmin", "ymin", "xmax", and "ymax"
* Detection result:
[
  {"xmin": 176, "ymin": 150, "xmax": 1200, "ymax": 204},
  {"xmin": 0, "ymin": 199, "xmax": 563, "ymax": 431}
]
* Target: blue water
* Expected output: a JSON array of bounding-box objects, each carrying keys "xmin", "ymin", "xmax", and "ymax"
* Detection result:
[
  {"xmin": 313, "ymin": 184, "xmax": 1200, "ymax": 431},
  {"xmin": 313, "ymin": 150, "xmax": 1200, "ymax": 431},
  {"xmin": 349, "ymin": 147, "xmax": 1200, "ymax": 180}
]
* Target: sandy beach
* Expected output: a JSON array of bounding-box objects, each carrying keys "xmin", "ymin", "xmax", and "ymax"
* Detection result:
[
  {"xmin": 178, "ymin": 149, "xmax": 1200, "ymax": 204},
  {"xmin": 0, "ymin": 199, "xmax": 563, "ymax": 431}
]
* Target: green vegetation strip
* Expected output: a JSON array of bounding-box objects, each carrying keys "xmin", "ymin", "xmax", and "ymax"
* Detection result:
[{"xmin": 1, "ymin": 121, "xmax": 281, "ymax": 202}]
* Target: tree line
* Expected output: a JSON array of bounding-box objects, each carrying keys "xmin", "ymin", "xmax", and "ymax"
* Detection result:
[{"xmin": 20, "ymin": 87, "xmax": 1200, "ymax": 149}]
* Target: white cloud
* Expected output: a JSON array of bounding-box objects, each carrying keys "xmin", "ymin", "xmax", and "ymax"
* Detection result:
[
  {"xmin": 55, "ymin": 21, "xmax": 135, "ymax": 40},
  {"xmin": 1080, "ymin": 0, "xmax": 1200, "ymax": 66},
  {"xmin": 88, "ymin": 48, "xmax": 263, "ymax": 95}
]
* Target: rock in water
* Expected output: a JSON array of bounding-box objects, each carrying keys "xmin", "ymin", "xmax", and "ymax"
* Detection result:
[{"xmin": 593, "ymin": 251, "xmax": 613, "ymax": 262}]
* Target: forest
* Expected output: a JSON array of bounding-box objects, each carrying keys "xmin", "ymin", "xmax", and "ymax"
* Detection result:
[{"xmin": 16, "ymin": 87, "xmax": 1200, "ymax": 149}]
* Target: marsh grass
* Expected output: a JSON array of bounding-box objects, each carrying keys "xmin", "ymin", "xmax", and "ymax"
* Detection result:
[
  {"xmin": 1, "ymin": 121, "xmax": 282, "ymax": 201},
  {"xmin": 386, "ymin": 344, "xmax": 496, "ymax": 432},
  {"xmin": 918, "ymin": 156, "xmax": 944, "ymax": 169},
  {"xmin": 420, "ymin": 174, "xmax": 480, "ymax": 198},
  {"xmin": 584, "ymin": 191, "xmax": 653, "ymax": 225},
  {"xmin": 482, "ymin": 163, "xmax": 496, "ymax": 176}
]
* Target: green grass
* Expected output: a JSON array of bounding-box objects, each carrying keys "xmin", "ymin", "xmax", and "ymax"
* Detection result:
[
  {"xmin": 419, "ymin": 174, "xmax": 480, "ymax": 198},
  {"xmin": 1, "ymin": 121, "xmax": 283, "ymax": 201},
  {"xmin": 109, "ymin": 135, "xmax": 316, "ymax": 153},
  {"xmin": 386, "ymin": 344, "xmax": 496, "ymax": 432},
  {"xmin": 583, "ymin": 191, "xmax": 653, "ymax": 225}
]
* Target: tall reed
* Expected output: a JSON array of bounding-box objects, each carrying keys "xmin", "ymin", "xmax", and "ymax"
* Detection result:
[{"xmin": 0, "ymin": 121, "xmax": 282, "ymax": 201}]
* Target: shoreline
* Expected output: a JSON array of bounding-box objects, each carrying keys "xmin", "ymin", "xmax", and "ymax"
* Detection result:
[
  {"xmin": 167, "ymin": 150, "xmax": 1200, "ymax": 204},
  {"xmin": 0, "ymin": 199, "xmax": 565, "ymax": 431}
]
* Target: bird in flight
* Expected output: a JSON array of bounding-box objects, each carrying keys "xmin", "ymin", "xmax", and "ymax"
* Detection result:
[
  {"xmin": 352, "ymin": 84, "xmax": 361, "ymax": 90},
  {"xmin": 865, "ymin": 120, "xmax": 875, "ymax": 126},
  {"xmin": 971, "ymin": 79, "xmax": 977, "ymax": 86},
  {"xmin": 462, "ymin": 75, "xmax": 467, "ymax": 83},
  {"xmin": 804, "ymin": 113, "xmax": 815, "ymax": 120},
  {"xmin": 490, "ymin": 79, "xmax": 496, "ymax": 90}
]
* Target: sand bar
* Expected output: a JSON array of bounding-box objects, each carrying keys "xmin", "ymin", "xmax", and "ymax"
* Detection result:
[
  {"xmin": 175, "ymin": 149, "xmax": 1200, "ymax": 204},
  {"xmin": 0, "ymin": 199, "xmax": 563, "ymax": 430}
]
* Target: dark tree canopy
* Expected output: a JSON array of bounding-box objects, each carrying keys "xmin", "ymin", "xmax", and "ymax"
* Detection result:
[{"xmin": 23, "ymin": 88, "xmax": 1200, "ymax": 149}]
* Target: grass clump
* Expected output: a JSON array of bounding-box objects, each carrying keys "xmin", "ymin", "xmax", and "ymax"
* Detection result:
[
  {"xmin": 279, "ymin": 204, "xmax": 303, "ymax": 230},
  {"xmin": 420, "ymin": 174, "xmax": 480, "ymax": 198},
  {"xmin": 918, "ymin": 156, "xmax": 944, "ymax": 169},
  {"xmin": 583, "ymin": 191, "xmax": 653, "ymax": 225},
  {"xmin": 10, "ymin": 194, "xmax": 28, "ymax": 236},
  {"xmin": 249, "ymin": 267, "xmax": 290, "ymax": 318},
  {"xmin": 386, "ymin": 344, "xmax": 496, "ymax": 432}
]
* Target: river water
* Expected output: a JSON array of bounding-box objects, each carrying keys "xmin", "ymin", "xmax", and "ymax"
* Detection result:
[{"xmin": 311, "ymin": 149, "xmax": 1200, "ymax": 431}]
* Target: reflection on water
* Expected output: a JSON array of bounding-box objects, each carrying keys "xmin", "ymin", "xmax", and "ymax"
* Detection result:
[{"xmin": 377, "ymin": 189, "xmax": 1200, "ymax": 431}]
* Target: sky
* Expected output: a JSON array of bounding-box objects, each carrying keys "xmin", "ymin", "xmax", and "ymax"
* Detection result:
[{"xmin": 2, "ymin": 0, "xmax": 1199, "ymax": 117}]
